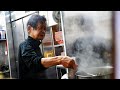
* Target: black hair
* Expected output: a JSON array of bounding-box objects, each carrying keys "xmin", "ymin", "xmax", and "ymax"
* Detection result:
[{"xmin": 27, "ymin": 14, "xmax": 46, "ymax": 29}]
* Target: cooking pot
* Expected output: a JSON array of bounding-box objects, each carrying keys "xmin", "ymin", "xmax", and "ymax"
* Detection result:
[{"xmin": 68, "ymin": 66, "xmax": 113, "ymax": 79}]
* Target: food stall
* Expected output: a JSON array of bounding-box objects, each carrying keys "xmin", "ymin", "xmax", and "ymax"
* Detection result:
[{"xmin": 2, "ymin": 11, "xmax": 115, "ymax": 79}]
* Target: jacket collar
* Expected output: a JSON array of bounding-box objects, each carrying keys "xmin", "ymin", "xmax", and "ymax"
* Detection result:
[{"xmin": 27, "ymin": 36, "xmax": 41, "ymax": 47}]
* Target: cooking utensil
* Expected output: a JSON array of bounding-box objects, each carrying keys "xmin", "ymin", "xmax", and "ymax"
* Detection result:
[
  {"xmin": 68, "ymin": 65, "xmax": 113, "ymax": 79},
  {"xmin": 75, "ymin": 66, "xmax": 113, "ymax": 79}
]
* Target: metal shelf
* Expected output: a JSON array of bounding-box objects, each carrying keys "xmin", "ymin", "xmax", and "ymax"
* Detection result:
[
  {"xmin": 54, "ymin": 44, "xmax": 64, "ymax": 47},
  {"xmin": 43, "ymin": 45, "xmax": 53, "ymax": 48},
  {"xmin": 43, "ymin": 44, "xmax": 64, "ymax": 48},
  {"xmin": 0, "ymin": 70, "xmax": 10, "ymax": 74},
  {"xmin": 0, "ymin": 39, "xmax": 6, "ymax": 41}
]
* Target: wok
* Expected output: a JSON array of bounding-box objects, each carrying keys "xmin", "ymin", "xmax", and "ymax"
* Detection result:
[{"xmin": 68, "ymin": 66, "xmax": 113, "ymax": 79}]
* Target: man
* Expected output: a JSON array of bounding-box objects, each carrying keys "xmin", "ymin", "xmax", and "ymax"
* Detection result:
[{"xmin": 18, "ymin": 14, "xmax": 77, "ymax": 79}]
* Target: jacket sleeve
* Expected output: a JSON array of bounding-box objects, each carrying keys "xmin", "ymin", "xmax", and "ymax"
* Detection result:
[{"xmin": 20, "ymin": 43, "xmax": 47, "ymax": 72}]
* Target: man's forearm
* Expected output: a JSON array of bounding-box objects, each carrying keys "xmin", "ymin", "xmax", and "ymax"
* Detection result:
[{"xmin": 41, "ymin": 57, "xmax": 61, "ymax": 68}]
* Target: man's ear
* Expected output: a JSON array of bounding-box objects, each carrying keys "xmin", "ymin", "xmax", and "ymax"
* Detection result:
[{"xmin": 27, "ymin": 25, "xmax": 33, "ymax": 33}]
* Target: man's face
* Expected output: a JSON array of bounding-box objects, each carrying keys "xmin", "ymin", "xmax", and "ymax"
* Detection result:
[{"xmin": 29, "ymin": 22, "xmax": 46, "ymax": 40}]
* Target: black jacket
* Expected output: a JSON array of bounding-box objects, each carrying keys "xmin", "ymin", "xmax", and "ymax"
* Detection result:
[{"xmin": 18, "ymin": 36, "xmax": 47, "ymax": 79}]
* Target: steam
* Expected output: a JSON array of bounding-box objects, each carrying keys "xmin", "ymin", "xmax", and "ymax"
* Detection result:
[
  {"xmin": 73, "ymin": 37, "xmax": 112, "ymax": 71},
  {"xmin": 63, "ymin": 11, "xmax": 112, "ymax": 71}
]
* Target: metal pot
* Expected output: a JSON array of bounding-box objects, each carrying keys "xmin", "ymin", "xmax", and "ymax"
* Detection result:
[{"xmin": 68, "ymin": 66, "xmax": 113, "ymax": 79}]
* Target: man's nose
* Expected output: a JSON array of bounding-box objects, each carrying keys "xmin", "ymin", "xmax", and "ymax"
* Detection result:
[{"xmin": 42, "ymin": 30, "xmax": 46, "ymax": 33}]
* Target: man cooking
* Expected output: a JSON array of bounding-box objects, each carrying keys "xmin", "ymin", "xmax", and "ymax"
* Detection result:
[{"xmin": 18, "ymin": 14, "xmax": 77, "ymax": 79}]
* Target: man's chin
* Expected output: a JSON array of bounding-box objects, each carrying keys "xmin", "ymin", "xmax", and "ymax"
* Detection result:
[
  {"xmin": 37, "ymin": 36, "xmax": 45, "ymax": 40},
  {"xmin": 38, "ymin": 37, "xmax": 44, "ymax": 40}
]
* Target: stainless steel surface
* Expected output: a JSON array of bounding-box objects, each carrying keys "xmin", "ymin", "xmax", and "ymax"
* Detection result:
[
  {"xmin": 12, "ymin": 19, "xmax": 25, "ymax": 78},
  {"xmin": 76, "ymin": 73, "xmax": 112, "ymax": 79},
  {"xmin": 60, "ymin": 11, "xmax": 68, "ymax": 73},
  {"xmin": 24, "ymin": 11, "xmax": 38, "ymax": 16},
  {"xmin": 68, "ymin": 65, "xmax": 113, "ymax": 79},
  {"xmin": 115, "ymin": 11, "xmax": 120, "ymax": 79},
  {"xmin": 75, "ymin": 66, "xmax": 113, "ymax": 79},
  {"xmin": 10, "ymin": 11, "xmax": 24, "ymax": 22},
  {"xmin": 5, "ymin": 11, "xmax": 12, "ymax": 23},
  {"xmin": 68, "ymin": 66, "xmax": 113, "ymax": 79},
  {"xmin": 5, "ymin": 21, "xmax": 18, "ymax": 78},
  {"xmin": 60, "ymin": 11, "xmax": 67, "ymax": 56},
  {"xmin": 5, "ymin": 11, "xmax": 38, "ymax": 23},
  {"xmin": 22, "ymin": 16, "xmax": 30, "ymax": 39},
  {"xmin": 10, "ymin": 11, "xmax": 38, "ymax": 22}
]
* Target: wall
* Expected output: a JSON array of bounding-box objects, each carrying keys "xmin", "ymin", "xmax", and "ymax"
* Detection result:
[{"xmin": 115, "ymin": 11, "xmax": 120, "ymax": 79}]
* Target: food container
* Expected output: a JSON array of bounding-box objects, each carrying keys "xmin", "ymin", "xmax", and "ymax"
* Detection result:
[{"xmin": 75, "ymin": 66, "xmax": 113, "ymax": 79}]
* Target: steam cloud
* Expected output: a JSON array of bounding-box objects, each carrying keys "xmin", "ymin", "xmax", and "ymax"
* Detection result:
[{"xmin": 63, "ymin": 11, "xmax": 112, "ymax": 71}]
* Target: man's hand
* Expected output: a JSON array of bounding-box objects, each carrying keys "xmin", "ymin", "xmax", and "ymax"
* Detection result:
[
  {"xmin": 41, "ymin": 56, "xmax": 78, "ymax": 69},
  {"xmin": 56, "ymin": 56, "xmax": 78, "ymax": 69}
]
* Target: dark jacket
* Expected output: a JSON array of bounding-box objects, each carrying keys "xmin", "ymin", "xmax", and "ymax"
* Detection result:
[{"xmin": 18, "ymin": 36, "xmax": 47, "ymax": 79}]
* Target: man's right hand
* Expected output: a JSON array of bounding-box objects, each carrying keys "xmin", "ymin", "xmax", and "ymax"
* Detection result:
[
  {"xmin": 41, "ymin": 56, "xmax": 78, "ymax": 69},
  {"xmin": 56, "ymin": 56, "xmax": 78, "ymax": 70}
]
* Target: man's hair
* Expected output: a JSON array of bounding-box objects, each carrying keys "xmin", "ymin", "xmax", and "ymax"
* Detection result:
[{"xmin": 27, "ymin": 14, "xmax": 46, "ymax": 29}]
